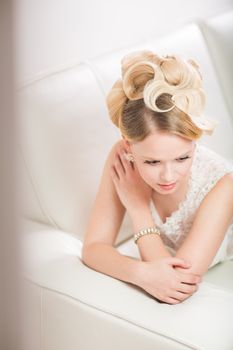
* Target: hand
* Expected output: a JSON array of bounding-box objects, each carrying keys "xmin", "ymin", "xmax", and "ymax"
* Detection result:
[
  {"xmin": 173, "ymin": 265, "xmax": 202, "ymax": 280},
  {"xmin": 111, "ymin": 145, "xmax": 152, "ymax": 213},
  {"xmin": 137, "ymin": 257, "xmax": 202, "ymax": 304}
]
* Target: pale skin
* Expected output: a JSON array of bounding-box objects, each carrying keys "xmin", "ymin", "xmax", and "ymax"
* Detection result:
[
  {"xmin": 112, "ymin": 132, "xmax": 233, "ymax": 274},
  {"xmin": 82, "ymin": 131, "xmax": 233, "ymax": 304}
]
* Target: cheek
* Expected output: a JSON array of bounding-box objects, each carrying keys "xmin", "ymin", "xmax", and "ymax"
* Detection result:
[
  {"xmin": 170, "ymin": 162, "xmax": 193, "ymax": 185},
  {"xmin": 179, "ymin": 160, "xmax": 193, "ymax": 176},
  {"xmin": 136, "ymin": 160, "xmax": 193, "ymax": 183},
  {"xmin": 136, "ymin": 164, "xmax": 157, "ymax": 184}
]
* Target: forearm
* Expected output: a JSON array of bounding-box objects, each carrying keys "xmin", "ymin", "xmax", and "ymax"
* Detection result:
[
  {"xmin": 173, "ymin": 177, "xmax": 233, "ymax": 277},
  {"xmin": 129, "ymin": 206, "xmax": 172, "ymax": 261},
  {"xmin": 81, "ymin": 242, "xmax": 143, "ymax": 286}
]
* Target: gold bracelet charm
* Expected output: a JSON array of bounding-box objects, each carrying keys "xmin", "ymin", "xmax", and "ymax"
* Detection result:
[{"xmin": 134, "ymin": 225, "xmax": 161, "ymax": 244}]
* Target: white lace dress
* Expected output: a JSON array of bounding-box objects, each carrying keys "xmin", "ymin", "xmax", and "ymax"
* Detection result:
[{"xmin": 149, "ymin": 142, "xmax": 233, "ymax": 269}]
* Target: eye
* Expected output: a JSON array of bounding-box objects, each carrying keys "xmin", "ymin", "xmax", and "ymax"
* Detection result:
[
  {"xmin": 144, "ymin": 160, "xmax": 159, "ymax": 165},
  {"xmin": 177, "ymin": 156, "xmax": 191, "ymax": 162},
  {"xmin": 144, "ymin": 155, "xmax": 191, "ymax": 165}
]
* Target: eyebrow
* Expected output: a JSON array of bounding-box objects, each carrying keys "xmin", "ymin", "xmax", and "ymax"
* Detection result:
[{"xmin": 141, "ymin": 148, "xmax": 193, "ymax": 161}]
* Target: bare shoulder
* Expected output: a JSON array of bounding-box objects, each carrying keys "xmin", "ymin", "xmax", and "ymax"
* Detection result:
[
  {"xmin": 214, "ymin": 172, "xmax": 233, "ymax": 192},
  {"xmin": 222, "ymin": 171, "xmax": 233, "ymax": 183},
  {"xmin": 203, "ymin": 172, "xmax": 233, "ymax": 204},
  {"xmin": 111, "ymin": 138, "xmax": 126, "ymax": 154},
  {"xmin": 82, "ymin": 139, "xmax": 126, "ymax": 251},
  {"xmin": 202, "ymin": 171, "xmax": 233, "ymax": 225},
  {"xmin": 102, "ymin": 139, "xmax": 126, "ymax": 169}
]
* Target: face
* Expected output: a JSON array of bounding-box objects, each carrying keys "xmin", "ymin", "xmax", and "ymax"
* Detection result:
[{"xmin": 123, "ymin": 131, "xmax": 196, "ymax": 195}]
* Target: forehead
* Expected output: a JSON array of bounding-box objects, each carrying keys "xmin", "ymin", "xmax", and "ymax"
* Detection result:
[
  {"xmin": 139, "ymin": 146, "xmax": 193, "ymax": 161},
  {"xmin": 131, "ymin": 133, "xmax": 195, "ymax": 160}
]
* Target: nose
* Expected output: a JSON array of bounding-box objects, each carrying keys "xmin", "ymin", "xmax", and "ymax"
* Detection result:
[{"xmin": 160, "ymin": 163, "xmax": 175, "ymax": 183}]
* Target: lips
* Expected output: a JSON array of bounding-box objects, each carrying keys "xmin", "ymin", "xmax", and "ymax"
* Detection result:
[
  {"xmin": 158, "ymin": 182, "xmax": 177, "ymax": 190},
  {"xmin": 159, "ymin": 182, "xmax": 176, "ymax": 186}
]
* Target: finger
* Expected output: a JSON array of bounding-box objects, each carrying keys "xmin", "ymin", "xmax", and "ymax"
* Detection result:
[
  {"xmin": 111, "ymin": 165, "xmax": 119, "ymax": 181},
  {"xmin": 179, "ymin": 273, "xmax": 201, "ymax": 285},
  {"xmin": 177, "ymin": 282, "xmax": 199, "ymax": 294},
  {"xmin": 186, "ymin": 273, "xmax": 202, "ymax": 283},
  {"xmin": 118, "ymin": 151, "xmax": 129, "ymax": 173},
  {"xmin": 114, "ymin": 153, "xmax": 125, "ymax": 176},
  {"xmin": 167, "ymin": 257, "xmax": 191, "ymax": 268},
  {"xmin": 119, "ymin": 150, "xmax": 135, "ymax": 173},
  {"xmin": 175, "ymin": 266, "xmax": 202, "ymax": 282},
  {"xmin": 170, "ymin": 290, "xmax": 193, "ymax": 302},
  {"xmin": 163, "ymin": 296, "xmax": 180, "ymax": 305}
]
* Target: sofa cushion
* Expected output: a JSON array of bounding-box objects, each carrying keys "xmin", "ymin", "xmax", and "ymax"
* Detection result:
[
  {"xmin": 199, "ymin": 10, "xmax": 233, "ymax": 120},
  {"xmin": 22, "ymin": 218, "xmax": 233, "ymax": 350}
]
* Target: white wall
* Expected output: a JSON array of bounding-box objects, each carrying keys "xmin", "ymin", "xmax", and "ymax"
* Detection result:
[{"xmin": 14, "ymin": 0, "xmax": 233, "ymax": 86}]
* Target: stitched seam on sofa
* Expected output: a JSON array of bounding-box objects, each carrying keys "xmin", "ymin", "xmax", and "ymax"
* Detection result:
[
  {"xmin": 40, "ymin": 287, "xmax": 43, "ymax": 350},
  {"xmin": 25, "ymin": 278, "xmax": 204, "ymax": 350},
  {"xmin": 16, "ymin": 61, "xmax": 87, "ymax": 90},
  {"xmin": 17, "ymin": 144, "xmax": 61, "ymax": 230},
  {"xmin": 197, "ymin": 21, "xmax": 233, "ymax": 120},
  {"xmin": 83, "ymin": 60, "xmax": 107, "ymax": 97}
]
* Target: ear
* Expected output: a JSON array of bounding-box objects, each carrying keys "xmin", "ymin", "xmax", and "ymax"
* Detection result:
[{"xmin": 121, "ymin": 134, "xmax": 132, "ymax": 152}]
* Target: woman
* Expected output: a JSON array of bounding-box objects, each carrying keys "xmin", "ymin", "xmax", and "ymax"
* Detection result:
[{"xmin": 81, "ymin": 50, "xmax": 233, "ymax": 305}]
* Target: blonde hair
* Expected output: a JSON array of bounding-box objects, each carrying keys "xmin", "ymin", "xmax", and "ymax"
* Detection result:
[{"xmin": 106, "ymin": 50, "xmax": 219, "ymax": 143}]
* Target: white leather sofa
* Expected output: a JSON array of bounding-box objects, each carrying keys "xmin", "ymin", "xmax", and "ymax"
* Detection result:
[{"xmin": 18, "ymin": 10, "xmax": 233, "ymax": 350}]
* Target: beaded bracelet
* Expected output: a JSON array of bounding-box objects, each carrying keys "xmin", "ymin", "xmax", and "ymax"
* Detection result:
[{"xmin": 134, "ymin": 225, "xmax": 161, "ymax": 244}]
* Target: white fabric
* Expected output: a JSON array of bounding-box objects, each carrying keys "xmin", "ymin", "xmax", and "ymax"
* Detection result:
[
  {"xmin": 21, "ymin": 218, "xmax": 233, "ymax": 350},
  {"xmin": 150, "ymin": 142, "xmax": 233, "ymax": 268}
]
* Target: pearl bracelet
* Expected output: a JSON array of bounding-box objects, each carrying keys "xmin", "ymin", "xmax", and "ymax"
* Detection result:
[{"xmin": 134, "ymin": 225, "xmax": 161, "ymax": 244}]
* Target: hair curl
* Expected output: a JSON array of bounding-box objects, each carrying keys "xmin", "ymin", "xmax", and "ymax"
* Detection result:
[{"xmin": 106, "ymin": 49, "xmax": 219, "ymax": 143}]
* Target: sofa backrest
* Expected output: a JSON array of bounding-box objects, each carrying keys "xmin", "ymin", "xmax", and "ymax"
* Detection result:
[
  {"xmin": 17, "ymin": 11, "xmax": 233, "ymax": 246},
  {"xmin": 199, "ymin": 11, "xmax": 233, "ymax": 121}
]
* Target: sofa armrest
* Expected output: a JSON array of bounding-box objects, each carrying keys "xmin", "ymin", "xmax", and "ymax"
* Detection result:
[{"xmin": 21, "ymin": 218, "xmax": 233, "ymax": 350}]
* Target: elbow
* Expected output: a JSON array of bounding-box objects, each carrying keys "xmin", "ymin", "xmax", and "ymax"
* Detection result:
[
  {"xmin": 81, "ymin": 242, "xmax": 102, "ymax": 266},
  {"xmin": 175, "ymin": 250, "xmax": 208, "ymax": 277},
  {"xmin": 81, "ymin": 244, "xmax": 91, "ymax": 265}
]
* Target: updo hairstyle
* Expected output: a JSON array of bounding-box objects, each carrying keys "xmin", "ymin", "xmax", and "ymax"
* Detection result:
[{"xmin": 106, "ymin": 50, "xmax": 219, "ymax": 143}]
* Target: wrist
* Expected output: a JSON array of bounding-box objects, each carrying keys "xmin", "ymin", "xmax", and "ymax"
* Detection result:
[
  {"xmin": 128, "ymin": 204, "xmax": 151, "ymax": 216},
  {"xmin": 132, "ymin": 260, "xmax": 147, "ymax": 287},
  {"xmin": 142, "ymin": 252, "xmax": 172, "ymax": 262},
  {"xmin": 128, "ymin": 206, "xmax": 154, "ymax": 233}
]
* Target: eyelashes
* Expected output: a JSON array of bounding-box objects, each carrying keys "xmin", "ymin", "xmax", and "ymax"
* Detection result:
[{"xmin": 144, "ymin": 155, "xmax": 191, "ymax": 165}]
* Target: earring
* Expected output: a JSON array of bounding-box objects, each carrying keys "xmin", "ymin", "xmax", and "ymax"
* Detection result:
[{"xmin": 123, "ymin": 152, "xmax": 134, "ymax": 162}]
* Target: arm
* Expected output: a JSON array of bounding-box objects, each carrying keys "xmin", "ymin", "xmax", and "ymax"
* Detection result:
[
  {"xmin": 82, "ymin": 243, "xmax": 142, "ymax": 286},
  {"xmin": 175, "ymin": 173, "xmax": 233, "ymax": 277},
  {"xmin": 129, "ymin": 206, "xmax": 172, "ymax": 261},
  {"xmin": 81, "ymin": 139, "xmax": 144, "ymax": 287}
]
